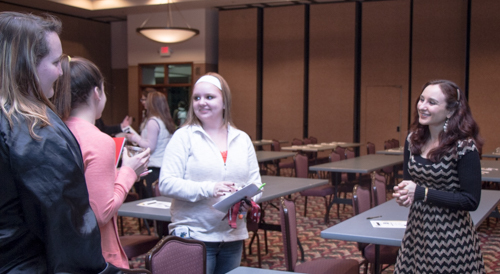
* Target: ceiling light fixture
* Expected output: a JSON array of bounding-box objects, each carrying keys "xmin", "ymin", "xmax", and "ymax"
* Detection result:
[{"xmin": 136, "ymin": 0, "xmax": 199, "ymax": 44}]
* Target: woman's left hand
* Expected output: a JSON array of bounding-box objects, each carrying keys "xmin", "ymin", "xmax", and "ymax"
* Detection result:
[{"xmin": 393, "ymin": 180, "xmax": 416, "ymax": 207}]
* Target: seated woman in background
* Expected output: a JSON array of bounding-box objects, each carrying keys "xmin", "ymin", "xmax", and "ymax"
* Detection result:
[
  {"xmin": 126, "ymin": 90, "xmax": 176, "ymax": 198},
  {"xmin": 159, "ymin": 72, "xmax": 262, "ymax": 274},
  {"xmin": 52, "ymin": 55, "xmax": 150, "ymax": 269}
]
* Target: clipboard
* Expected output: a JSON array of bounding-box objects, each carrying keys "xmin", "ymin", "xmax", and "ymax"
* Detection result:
[
  {"xmin": 112, "ymin": 137, "xmax": 126, "ymax": 167},
  {"xmin": 213, "ymin": 183, "xmax": 262, "ymax": 213}
]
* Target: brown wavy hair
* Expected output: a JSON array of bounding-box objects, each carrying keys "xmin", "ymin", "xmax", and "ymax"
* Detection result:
[
  {"xmin": 410, "ymin": 79, "xmax": 483, "ymax": 161},
  {"xmin": 145, "ymin": 91, "xmax": 176, "ymax": 134}
]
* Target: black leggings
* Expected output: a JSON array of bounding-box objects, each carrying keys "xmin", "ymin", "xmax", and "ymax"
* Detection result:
[{"xmin": 134, "ymin": 167, "xmax": 160, "ymax": 199}]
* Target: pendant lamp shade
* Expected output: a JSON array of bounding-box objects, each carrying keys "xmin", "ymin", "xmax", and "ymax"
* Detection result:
[
  {"xmin": 137, "ymin": 27, "xmax": 199, "ymax": 44},
  {"xmin": 136, "ymin": 1, "xmax": 199, "ymax": 44}
]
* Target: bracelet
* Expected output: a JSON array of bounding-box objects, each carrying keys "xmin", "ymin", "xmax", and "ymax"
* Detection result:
[{"xmin": 423, "ymin": 187, "xmax": 428, "ymax": 203}]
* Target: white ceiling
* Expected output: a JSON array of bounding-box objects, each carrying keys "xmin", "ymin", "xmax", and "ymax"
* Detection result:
[{"xmin": 1, "ymin": 0, "xmax": 339, "ymax": 22}]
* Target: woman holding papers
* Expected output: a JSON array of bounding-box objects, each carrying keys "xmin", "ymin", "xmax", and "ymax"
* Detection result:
[
  {"xmin": 126, "ymin": 90, "xmax": 176, "ymax": 198},
  {"xmin": 52, "ymin": 56, "xmax": 150, "ymax": 268},
  {"xmin": 159, "ymin": 72, "xmax": 262, "ymax": 274},
  {"xmin": 393, "ymin": 80, "xmax": 485, "ymax": 273}
]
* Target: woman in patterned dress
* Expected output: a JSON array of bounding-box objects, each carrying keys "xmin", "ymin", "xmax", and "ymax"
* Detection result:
[{"xmin": 393, "ymin": 79, "xmax": 485, "ymax": 274}]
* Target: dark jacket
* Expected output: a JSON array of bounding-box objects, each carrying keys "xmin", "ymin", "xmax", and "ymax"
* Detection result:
[{"xmin": 0, "ymin": 108, "xmax": 116, "ymax": 273}]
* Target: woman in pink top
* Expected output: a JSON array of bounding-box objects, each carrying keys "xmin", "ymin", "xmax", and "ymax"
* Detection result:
[{"xmin": 52, "ymin": 55, "xmax": 150, "ymax": 268}]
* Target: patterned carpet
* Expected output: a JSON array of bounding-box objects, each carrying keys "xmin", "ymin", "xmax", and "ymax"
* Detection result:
[{"xmin": 124, "ymin": 190, "xmax": 500, "ymax": 273}]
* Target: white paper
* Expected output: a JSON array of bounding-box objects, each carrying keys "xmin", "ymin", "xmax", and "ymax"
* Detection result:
[
  {"xmin": 212, "ymin": 183, "xmax": 262, "ymax": 213},
  {"xmin": 122, "ymin": 125, "xmax": 139, "ymax": 136},
  {"xmin": 138, "ymin": 200, "xmax": 171, "ymax": 209},
  {"xmin": 370, "ymin": 220, "xmax": 407, "ymax": 228}
]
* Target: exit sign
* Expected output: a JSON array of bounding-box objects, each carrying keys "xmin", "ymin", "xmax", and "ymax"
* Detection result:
[{"xmin": 159, "ymin": 46, "xmax": 171, "ymax": 57}]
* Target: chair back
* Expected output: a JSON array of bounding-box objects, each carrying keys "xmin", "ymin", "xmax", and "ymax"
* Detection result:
[
  {"xmin": 292, "ymin": 138, "xmax": 303, "ymax": 146},
  {"xmin": 345, "ymin": 148, "xmax": 355, "ymax": 159},
  {"xmin": 145, "ymin": 236, "xmax": 206, "ymax": 274},
  {"xmin": 384, "ymin": 140, "xmax": 393, "ymax": 150},
  {"xmin": 119, "ymin": 268, "xmax": 152, "ymax": 274},
  {"xmin": 352, "ymin": 184, "xmax": 372, "ymax": 216},
  {"xmin": 366, "ymin": 142, "xmax": 376, "ymax": 154},
  {"xmin": 152, "ymin": 180, "xmax": 160, "ymax": 197},
  {"xmin": 309, "ymin": 136, "xmax": 318, "ymax": 144},
  {"xmin": 335, "ymin": 146, "xmax": 346, "ymax": 160},
  {"xmin": 329, "ymin": 151, "xmax": 341, "ymax": 163},
  {"xmin": 371, "ymin": 172, "xmax": 387, "ymax": 206},
  {"xmin": 279, "ymin": 197, "xmax": 298, "ymax": 272},
  {"xmin": 271, "ymin": 139, "xmax": 281, "ymax": 151},
  {"xmin": 390, "ymin": 138, "xmax": 400, "ymax": 148},
  {"xmin": 303, "ymin": 138, "xmax": 312, "ymax": 145},
  {"xmin": 294, "ymin": 153, "xmax": 309, "ymax": 179}
]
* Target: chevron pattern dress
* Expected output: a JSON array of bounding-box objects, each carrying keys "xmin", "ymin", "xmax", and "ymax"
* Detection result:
[{"xmin": 394, "ymin": 137, "xmax": 485, "ymax": 274}]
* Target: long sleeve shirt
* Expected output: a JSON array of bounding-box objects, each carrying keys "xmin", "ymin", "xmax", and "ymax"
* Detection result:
[
  {"xmin": 66, "ymin": 116, "xmax": 137, "ymax": 268},
  {"xmin": 159, "ymin": 124, "xmax": 262, "ymax": 242}
]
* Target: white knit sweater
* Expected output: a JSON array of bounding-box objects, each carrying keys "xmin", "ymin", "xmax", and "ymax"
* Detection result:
[{"xmin": 159, "ymin": 124, "xmax": 262, "ymax": 242}]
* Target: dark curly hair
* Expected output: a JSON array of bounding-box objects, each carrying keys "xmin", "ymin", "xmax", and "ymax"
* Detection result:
[{"xmin": 410, "ymin": 79, "xmax": 483, "ymax": 162}]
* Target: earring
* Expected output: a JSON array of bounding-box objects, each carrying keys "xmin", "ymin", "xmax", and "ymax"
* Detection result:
[{"xmin": 443, "ymin": 118, "xmax": 449, "ymax": 133}]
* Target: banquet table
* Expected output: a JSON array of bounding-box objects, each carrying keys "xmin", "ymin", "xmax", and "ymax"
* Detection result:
[
  {"xmin": 118, "ymin": 175, "xmax": 328, "ymax": 222},
  {"xmin": 376, "ymin": 147, "xmax": 404, "ymax": 155},
  {"xmin": 309, "ymin": 154, "xmax": 404, "ymax": 222},
  {"xmin": 321, "ymin": 189, "xmax": 500, "ymax": 274}
]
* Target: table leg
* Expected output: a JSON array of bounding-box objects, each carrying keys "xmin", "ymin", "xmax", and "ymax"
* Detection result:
[
  {"xmin": 374, "ymin": 244, "xmax": 381, "ymax": 274},
  {"xmin": 324, "ymin": 172, "xmax": 352, "ymax": 223}
]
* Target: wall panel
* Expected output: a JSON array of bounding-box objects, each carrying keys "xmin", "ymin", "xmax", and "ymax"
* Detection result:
[
  {"xmin": 469, "ymin": 0, "xmax": 500, "ymax": 152},
  {"xmin": 218, "ymin": 9, "xmax": 259, "ymax": 139},
  {"xmin": 263, "ymin": 5, "xmax": 305, "ymax": 141},
  {"xmin": 360, "ymin": 0, "xmax": 410, "ymax": 153},
  {"xmin": 309, "ymin": 3, "xmax": 356, "ymax": 144},
  {"xmin": 411, "ymin": 0, "xmax": 467, "ymax": 114}
]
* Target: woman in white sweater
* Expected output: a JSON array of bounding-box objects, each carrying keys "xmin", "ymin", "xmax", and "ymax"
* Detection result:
[{"xmin": 159, "ymin": 72, "xmax": 262, "ymax": 274}]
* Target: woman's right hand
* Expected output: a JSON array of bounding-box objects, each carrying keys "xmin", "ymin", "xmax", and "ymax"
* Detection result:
[
  {"xmin": 121, "ymin": 147, "xmax": 150, "ymax": 178},
  {"xmin": 213, "ymin": 181, "xmax": 238, "ymax": 197}
]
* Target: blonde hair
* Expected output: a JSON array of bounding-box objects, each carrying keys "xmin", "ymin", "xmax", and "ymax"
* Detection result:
[
  {"xmin": 0, "ymin": 12, "xmax": 62, "ymax": 138},
  {"xmin": 185, "ymin": 72, "xmax": 235, "ymax": 128}
]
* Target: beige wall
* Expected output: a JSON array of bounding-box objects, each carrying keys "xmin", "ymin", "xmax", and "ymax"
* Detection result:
[
  {"xmin": 218, "ymin": 0, "xmax": 500, "ymax": 153},
  {"xmin": 360, "ymin": 0, "xmax": 410, "ymax": 154},
  {"xmin": 262, "ymin": 5, "xmax": 305, "ymax": 142},
  {"xmin": 309, "ymin": 3, "xmax": 356, "ymax": 145},
  {"xmin": 218, "ymin": 8, "xmax": 259, "ymax": 139},
  {"xmin": 469, "ymin": 0, "xmax": 500, "ymax": 153},
  {"xmin": 6, "ymin": 0, "xmax": 500, "ymax": 152},
  {"xmin": 411, "ymin": 0, "xmax": 467, "ymax": 112}
]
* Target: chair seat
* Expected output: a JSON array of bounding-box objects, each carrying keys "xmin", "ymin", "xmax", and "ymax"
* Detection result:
[
  {"xmin": 295, "ymin": 258, "xmax": 359, "ymax": 274},
  {"xmin": 364, "ymin": 244, "xmax": 399, "ymax": 264},
  {"xmin": 120, "ymin": 235, "xmax": 160, "ymax": 259},
  {"xmin": 300, "ymin": 184, "xmax": 335, "ymax": 197},
  {"xmin": 279, "ymin": 161, "xmax": 294, "ymax": 169}
]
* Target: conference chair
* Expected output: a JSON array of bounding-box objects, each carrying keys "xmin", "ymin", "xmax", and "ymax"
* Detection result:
[
  {"xmin": 145, "ymin": 236, "xmax": 206, "ymax": 274},
  {"xmin": 279, "ymin": 197, "xmax": 359, "ymax": 274},
  {"xmin": 366, "ymin": 142, "xmax": 376, "ymax": 155},
  {"xmin": 295, "ymin": 153, "xmax": 336, "ymax": 223},
  {"xmin": 352, "ymin": 184, "xmax": 399, "ymax": 274}
]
